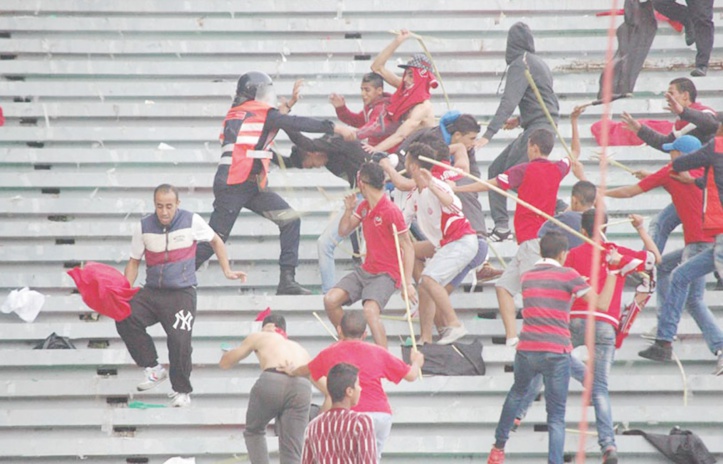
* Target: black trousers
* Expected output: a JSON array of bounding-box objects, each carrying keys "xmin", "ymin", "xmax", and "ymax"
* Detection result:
[
  {"xmin": 196, "ymin": 165, "xmax": 301, "ymax": 269},
  {"xmin": 116, "ymin": 286, "xmax": 197, "ymax": 393},
  {"xmin": 653, "ymin": 0, "xmax": 714, "ymax": 67}
]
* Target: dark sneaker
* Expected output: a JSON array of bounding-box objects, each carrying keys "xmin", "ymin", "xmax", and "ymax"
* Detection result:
[
  {"xmin": 602, "ymin": 446, "xmax": 618, "ymax": 464},
  {"xmin": 713, "ymin": 351, "xmax": 723, "ymax": 376},
  {"xmin": 638, "ymin": 342, "xmax": 672, "ymax": 362},
  {"xmin": 489, "ymin": 227, "xmax": 511, "ymax": 242},
  {"xmin": 691, "ymin": 66, "xmax": 708, "ymax": 77}
]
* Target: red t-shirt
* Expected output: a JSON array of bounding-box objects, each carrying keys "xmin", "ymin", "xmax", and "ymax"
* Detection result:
[
  {"xmin": 497, "ymin": 158, "xmax": 570, "ymax": 244},
  {"xmin": 518, "ymin": 261, "xmax": 590, "ymax": 354},
  {"xmin": 566, "ymin": 242, "xmax": 650, "ymax": 328},
  {"xmin": 354, "ymin": 195, "xmax": 408, "ymax": 286},
  {"xmin": 638, "ymin": 164, "xmax": 712, "ymax": 244},
  {"xmin": 307, "ymin": 340, "xmax": 411, "ymax": 414}
]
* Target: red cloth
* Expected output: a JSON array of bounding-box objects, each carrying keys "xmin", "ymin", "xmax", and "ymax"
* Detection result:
[
  {"xmin": 354, "ymin": 195, "xmax": 408, "ymax": 286},
  {"xmin": 386, "ymin": 67, "xmax": 437, "ymax": 123},
  {"xmin": 638, "ymin": 164, "xmax": 711, "ymax": 244},
  {"xmin": 66, "ymin": 262, "xmax": 139, "ymax": 321},
  {"xmin": 616, "ymin": 295, "xmax": 650, "ymax": 348},
  {"xmin": 307, "ymin": 339, "xmax": 411, "ymax": 414},
  {"xmin": 567, "ymin": 243, "xmax": 648, "ymax": 328},
  {"xmin": 497, "ymin": 158, "xmax": 570, "ymax": 244},
  {"xmin": 591, "ymin": 120, "xmax": 674, "ymax": 146},
  {"xmin": 0, "ymin": 106, "xmax": 4, "ymax": 126},
  {"xmin": 654, "ymin": 12, "xmax": 684, "ymax": 32},
  {"xmin": 335, "ymin": 94, "xmax": 393, "ymax": 146},
  {"xmin": 254, "ymin": 307, "xmax": 271, "ymax": 321}
]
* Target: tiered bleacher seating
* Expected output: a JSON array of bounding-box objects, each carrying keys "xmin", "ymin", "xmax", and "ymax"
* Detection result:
[{"xmin": 1, "ymin": 1, "xmax": 722, "ymax": 462}]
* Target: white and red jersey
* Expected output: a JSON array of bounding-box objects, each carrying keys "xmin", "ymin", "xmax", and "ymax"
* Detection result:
[{"xmin": 403, "ymin": 177, "xmax": 475, "ymax": 248}]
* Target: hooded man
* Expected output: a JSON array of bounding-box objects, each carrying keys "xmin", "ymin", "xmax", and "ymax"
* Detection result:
[{"xmin": 475, "ymin": 22, "xmax": 560, "ymax": 242}]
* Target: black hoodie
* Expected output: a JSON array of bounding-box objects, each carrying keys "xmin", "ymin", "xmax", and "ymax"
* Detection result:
[{"xmin": 483, "ymin": 22, "xmax": 559, "ymax": 140}]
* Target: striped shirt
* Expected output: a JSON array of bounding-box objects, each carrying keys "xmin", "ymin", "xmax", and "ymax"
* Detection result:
[
  {"xmin": 518, "ymin": 259, "xmax": 590, "ymax": 354},
  {"xmin": 301, "ymin": 408, "xmax": 377, "ymax": 464}
]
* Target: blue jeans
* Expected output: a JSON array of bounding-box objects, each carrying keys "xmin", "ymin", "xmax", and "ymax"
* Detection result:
[
  {"xmin": 656, "ymin": 248, "xmax": 684, "ymax": 310},
  {"xmin": 650, "ymin": 203, "xmax": 681, "ymax": 255},
  {"xmin": 317, "ymin": 207, "xmax": 361, "ymax": 293},
  {"xmin": 656, "ymin": 241, "xmax": 723, "ymax": 354},
  {"xmin": 569, "ymin": 319, "xmax": 616, "ymax": 451},
  {"xmin": 650, "ymin": 204, "xmax": 683, "ymax": 310},
  {"xmin": 318, "ymin": 208, "xmax": 345, "ymax": 294},
  {"xmin": 514, "ymin": 321, "xmax": 617, "ymax": 452},
  {"xmin": 495, "ymin": 351, "xmax": 571, "ymax": 464}
]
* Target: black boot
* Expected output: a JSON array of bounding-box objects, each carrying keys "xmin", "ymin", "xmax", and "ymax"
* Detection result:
[{"xmin": 276, "ymin": 266, "xmax": 311, "ymax": 295}]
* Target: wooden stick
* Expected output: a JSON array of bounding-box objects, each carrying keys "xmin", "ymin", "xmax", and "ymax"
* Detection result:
[
  {"xmin": 565, "ymin": 428, "xmax": 598, "ymax": 436},
  {"xmin": 600, "ymin": 217, "xmax": 636, "ymax": 229},
  {"xmin": 590, "ymin": 154, "xmax": 635, "ymax": 174},
  {"xmin": 419, "ymin": 156, "xmax": 605, "ymax": 251},
  {"xmin": 313, "ymin": 312, "xmax": 338, "ymax": 341},
  {"xmin": 486, "ymin": 240, "xmax": 507, "ymax": 269},
  {"xmin": 380, "ymin": 314, "xmax": 419, "ymax": 322},
  {"xmin": 391, "ymin": 223, "xmax": 422, "ymax": 379},
  {"xmin": 522, "ymin": 59, "xmax": 574, "ymax": 161}
]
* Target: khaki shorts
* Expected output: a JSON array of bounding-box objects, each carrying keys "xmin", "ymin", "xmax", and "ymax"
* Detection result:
[
  {"xmin": 335, "ymin": 268, "xmax": 397, "ymax": 310},
  {"xmin": 495, "ymin": 238, "xmax": 541, "ymax": 296}
]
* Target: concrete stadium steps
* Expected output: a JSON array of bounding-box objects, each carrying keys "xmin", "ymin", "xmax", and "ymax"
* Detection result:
[{"xmin": 2, "ymin": 0, "xmax": 723, "ymax": 463}]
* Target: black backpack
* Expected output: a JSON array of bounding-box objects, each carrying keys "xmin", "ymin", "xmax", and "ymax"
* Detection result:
[
  {"xmin": 402, "ymin": 338, "xmax": 485, "ymax": 376},
  {"xmin": 625, "ymin": 427, "xmax": 717, "ymax": 464},
  {"xmin": 33, "ymin": 332, "xmax": 76, "ymax": 350}
]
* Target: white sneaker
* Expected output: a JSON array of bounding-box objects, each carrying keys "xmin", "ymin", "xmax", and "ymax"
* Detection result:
[
  {"xmin": 137, "ymin": 365, "xmax": 168, "ymax": 391},
  {"xmin": 169, "ymin": 392, "xmax": 191, "ymax": 408},
  {"xmin": 437, "ymin": 325, "xmax": 467, "ymax": 345}
]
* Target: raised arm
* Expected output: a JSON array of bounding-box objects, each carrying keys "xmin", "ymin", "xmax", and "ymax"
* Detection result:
[
  {"xmin": 570, "ymin": 105, "xmax": 585, "ymax": 160},
  {"xmin": 338, "ymin": 194, "xmax": 362, "ymax": 237},
  {"xmin": 370, "ymin": 30, "xmax": 411, "ymax": 89},
  {"xmin": 630, "ymin": 214, "xmax": 661, "ymax": 264}
]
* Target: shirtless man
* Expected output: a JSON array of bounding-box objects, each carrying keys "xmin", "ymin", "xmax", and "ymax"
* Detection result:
[
  {"xmin": 220, "ymin": 314, "xmax": 312, "ymax": 464},
  {"xmin": 367, "ymin": 29, "xmax": 436, "ymax": 153}
]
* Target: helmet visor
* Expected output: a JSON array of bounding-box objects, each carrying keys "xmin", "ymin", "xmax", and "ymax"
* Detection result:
[{"xmin": 255, "ymin": 83, "xmax": 278, "ymax": 107}]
